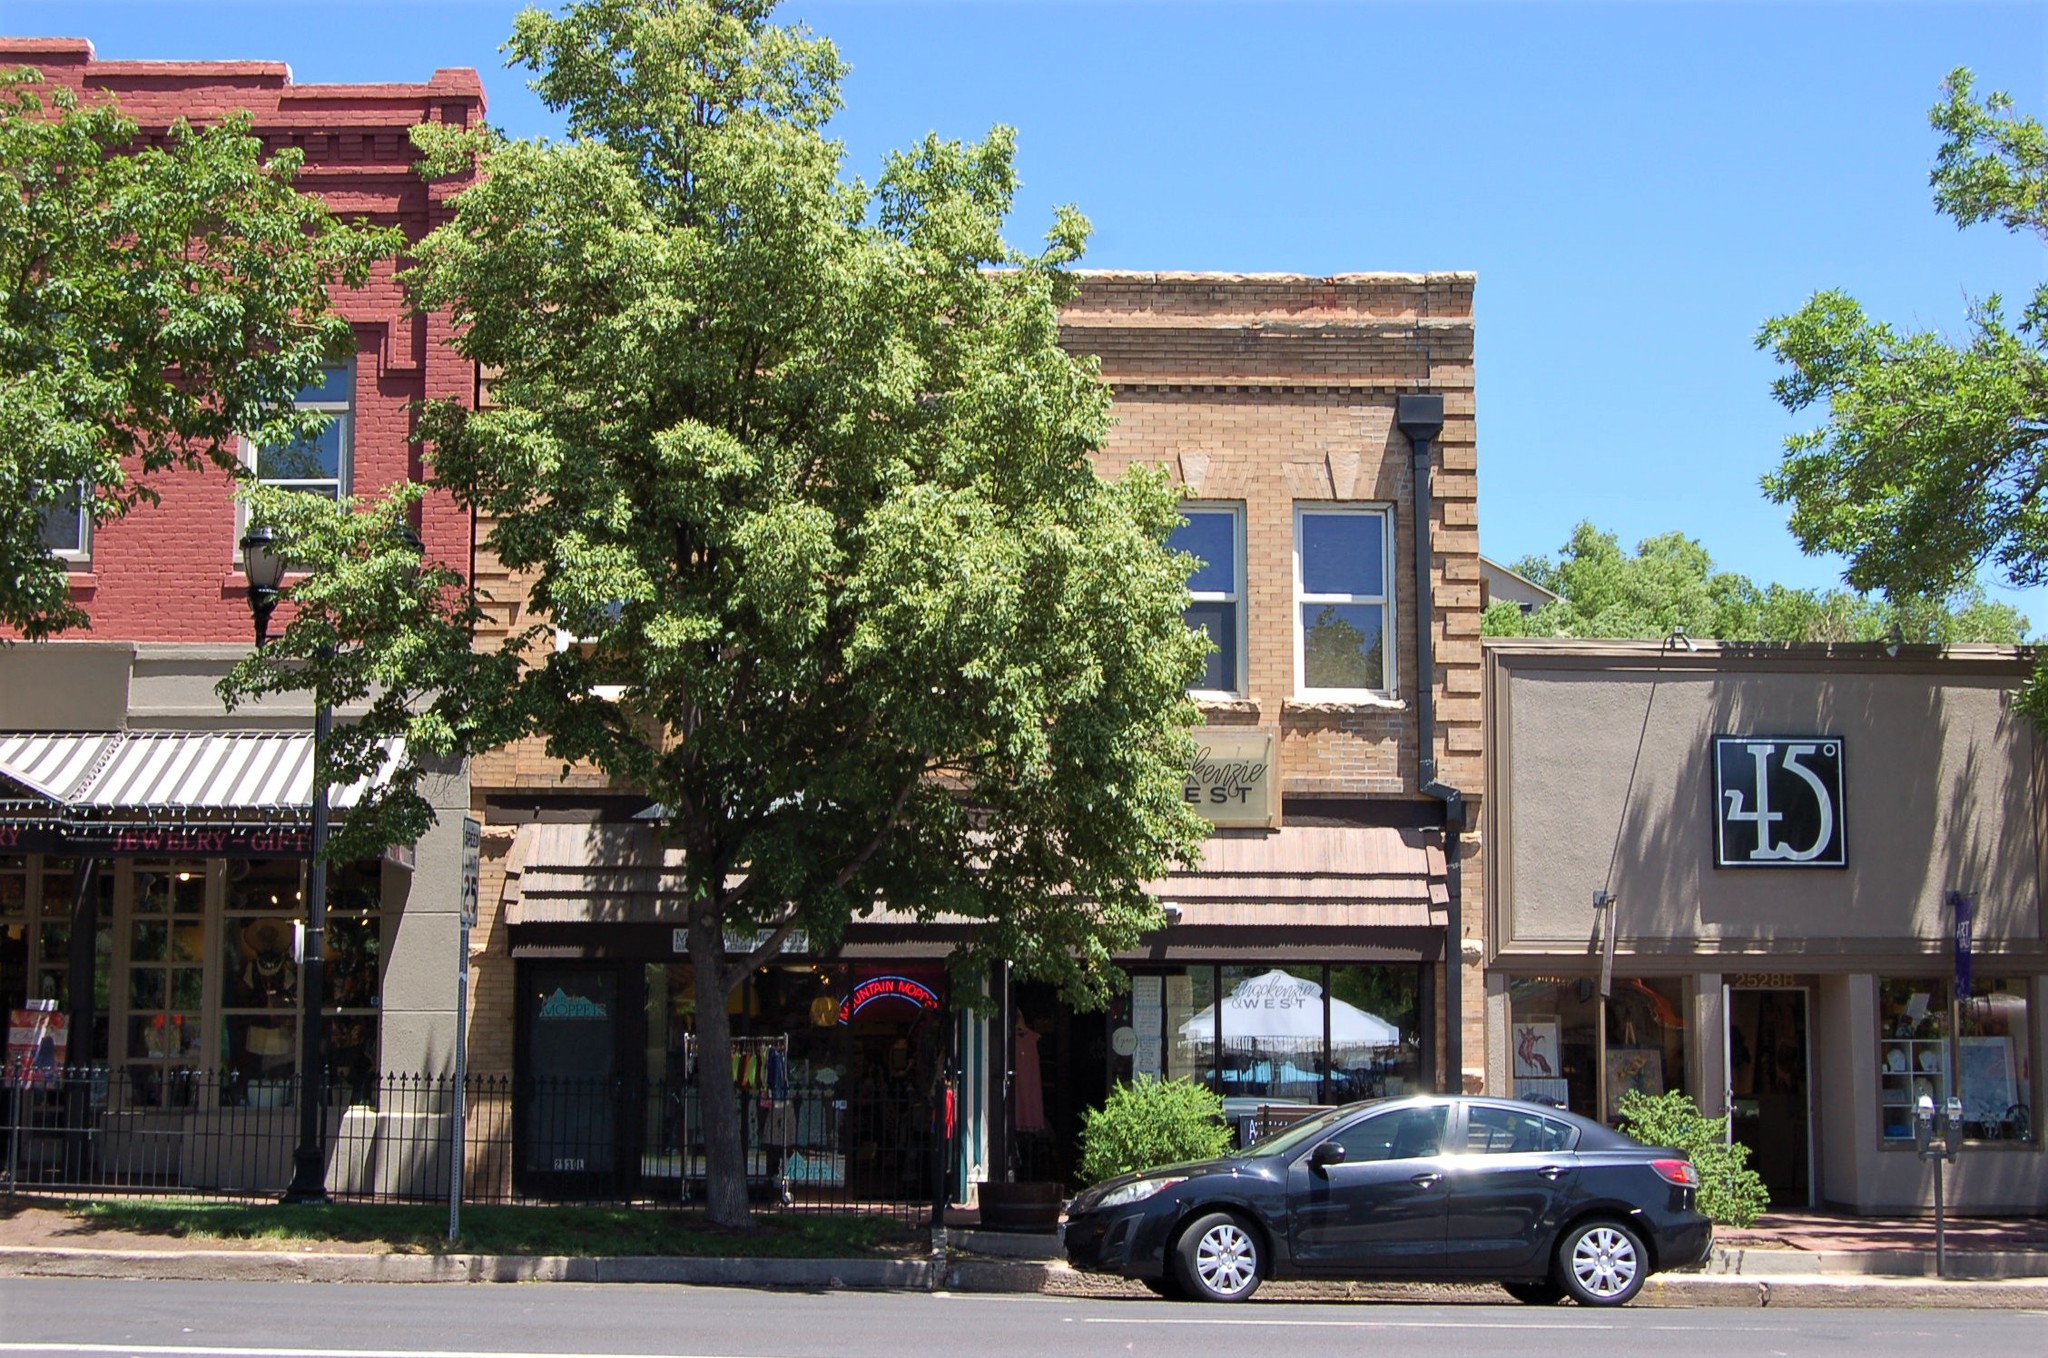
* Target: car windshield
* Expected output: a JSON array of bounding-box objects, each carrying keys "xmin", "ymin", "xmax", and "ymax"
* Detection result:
[{"xmin": 1239, "ymin": 1101, "xmax": 1381, "ymax": 1158}]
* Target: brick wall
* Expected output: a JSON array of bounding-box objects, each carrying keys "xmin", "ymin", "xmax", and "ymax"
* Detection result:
[
  {"xmin": 1069, "ymin": 271, "xmax": 1482, "ymax": 799},
  {"xmin": 461, "ymin": 271, "xmax": 1487, "ymax": 1077},
  {"xmin": 1, "ymin": 39, "xmax": 482, "ymax": 643}
]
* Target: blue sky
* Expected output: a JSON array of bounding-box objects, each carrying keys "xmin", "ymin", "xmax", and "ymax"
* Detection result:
[{"xmin": 12, "ymin": 1, "xmax": 2047, "ymax": 627}]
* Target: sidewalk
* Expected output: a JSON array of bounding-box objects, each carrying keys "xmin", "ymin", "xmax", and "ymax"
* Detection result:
[{"xmin": 5, "ymin": 1203, "xmax": 2047, "ymax": 1308}]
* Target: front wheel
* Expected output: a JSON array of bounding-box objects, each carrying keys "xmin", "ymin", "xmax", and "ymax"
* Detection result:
[
  {"xmin": 1174, "ymin": 1211, "xmax": 1262, "ymax": 1302},
  {"xmin": 1556, "ymin": 1219, "xmax": 1648, "ymax": 1307}
]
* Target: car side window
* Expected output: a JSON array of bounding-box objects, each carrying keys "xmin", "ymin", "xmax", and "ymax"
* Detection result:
[
  {"xmin": 1463, "ymin": 1105, "xmax": 1577, "ymax": 1153},
  {"xmin": 1325, "ymin": 1106, "xmax": 1449, "ymax": 1162}
]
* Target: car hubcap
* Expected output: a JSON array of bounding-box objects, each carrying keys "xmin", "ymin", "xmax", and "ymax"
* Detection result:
[
  {"xmin": 1571, "ymin": 1226, "xmax": 1638, "ymax": 1297},
  {"xmin": 1196, "ymin": 1223, "xmax": 1257, "ymax": 1296}
]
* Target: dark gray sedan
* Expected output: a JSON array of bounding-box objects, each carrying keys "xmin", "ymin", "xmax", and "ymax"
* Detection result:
[{"xmin": 1062, "ymin": 1094, "xmax": 1713, "ymax": 1305}]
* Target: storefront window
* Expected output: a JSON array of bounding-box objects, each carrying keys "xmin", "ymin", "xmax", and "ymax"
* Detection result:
[
  {"xmin": 324, "ymin": 860, "xmax": 383, "ymax": 1103},
  {"xmin": 1604, "ymin": 978, "xmax": 1687, "ymax": 1120},
  {"xmin": 220, "ymin": 859, "xmax": 301, "ymax": 1104},
  {"xmin": 1127, "ymin": 963, "xmax": 1422, "ymax": 1105},
  {"xmin": 1882, "ymin": 977, "xmax": 2034, "ymax": 1144},
  {"xmin": 127, "ymin": 862, "xmax": 207, "ymax": 1101},
  {"xmin": 1958, "ymin": 979, "xmax": 2031, "ymax": 1143},
  {"xmin": 1328, "ymin": 965, "xmax": 1422, "ymax": 1100},
  {"xmin": 1162, "ymin": 968, "xmax": 1205, "ymax": 1083},
  {"xmin": 1508, "ymin": 977, "xmax": 1600, "ymax": 1118},
  {"xmin": 0, "ymin": 857, "xmax": 113, "ymax": 1063}
]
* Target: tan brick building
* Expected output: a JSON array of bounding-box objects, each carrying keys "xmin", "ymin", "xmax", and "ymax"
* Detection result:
[{"xmin": 466, "ymin": 271, "xmax": 1486, "ymax": 1196}]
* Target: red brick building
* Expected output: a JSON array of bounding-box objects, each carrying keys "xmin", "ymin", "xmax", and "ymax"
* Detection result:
[
  {"xmin": 0, "ymin": 40, "xmax": 482, "ymax": 1191},
  {"xmin": 3, "ymin": 38, "xmax": 481, "ymax": 636}
]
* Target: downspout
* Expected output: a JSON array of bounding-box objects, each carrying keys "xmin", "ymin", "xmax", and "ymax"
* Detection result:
[{"xmin": 1397, "ymin": 393, "xmax": 1468, "ymax": 1093}]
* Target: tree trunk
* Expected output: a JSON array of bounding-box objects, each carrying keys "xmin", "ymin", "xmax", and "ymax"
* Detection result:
[{"xmin": 689, "ymin": 902, "xmax": 752, "ymax": 1228}]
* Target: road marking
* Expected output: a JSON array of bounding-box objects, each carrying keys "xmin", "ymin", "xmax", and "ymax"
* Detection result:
[
  {"xmin": 0, "ymin": 1346, "xmax": 782, "ymax": 1358},
  {"xmin": 1078, "ymin": 1317, "xmax": 1781, "ymax": 1331}
]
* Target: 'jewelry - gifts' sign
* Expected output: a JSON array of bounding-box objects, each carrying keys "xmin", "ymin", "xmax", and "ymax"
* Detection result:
[{"xmin": 1185, "ymin": 728, "xmax": 1277, "ymax": 828}]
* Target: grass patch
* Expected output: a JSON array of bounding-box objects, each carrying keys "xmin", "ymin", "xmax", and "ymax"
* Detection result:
[{"xmin": 68, "ymin": 1201, "xmax": 923, "ymax": 1258}]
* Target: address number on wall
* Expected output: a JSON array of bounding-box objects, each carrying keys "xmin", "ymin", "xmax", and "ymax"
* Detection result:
[{"xmin": 1726, "ymin": 973, "xmax": 1799, "ymax": 989}]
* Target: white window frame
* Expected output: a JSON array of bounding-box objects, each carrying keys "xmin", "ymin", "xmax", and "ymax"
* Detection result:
[
  {"xmin": 1172, "ymin": 502, "xmax": 1247, "ymax": 698},
  {"xmin": 37, "ymin": 483, "xmax": 90, "ymax": 562},
  {"xmin": 1293, "ymin": 503, "xmax": 1397, "ymax": 700},
  {"xmin": 240, "ymin": 363, "xmax": 354, "ymax": 531}
]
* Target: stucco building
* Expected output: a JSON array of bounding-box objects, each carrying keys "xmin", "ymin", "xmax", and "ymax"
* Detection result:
[{"xmin": 1484, "ymin": 639, "xmax": 2044, "ymax": 1213}]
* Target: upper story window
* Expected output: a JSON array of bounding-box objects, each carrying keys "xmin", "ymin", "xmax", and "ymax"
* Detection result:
[
  {"xmin": 1167, "ymin": 505, "xmax": 1244, "ymax": 695},
  {"xmin": 36, "ymin": 483, "xmax": 89, "ymax": 560},
  {"xmin": 1295, "ymin": 505, "xmax": 1394, "ymax": 696},
  {"xmin": 247, "ymin": 364, "xmax": 353, "ymax": 502}
]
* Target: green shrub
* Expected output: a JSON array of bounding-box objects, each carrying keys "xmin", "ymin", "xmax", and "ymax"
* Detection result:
[
  {"xmin": 1616, "ymin": 1089, "xmax": 1771, "ymax": 1227},
  {"xmin": 1077, "ymin": 1077, "xmax": 1234, "ymax": 1185}
]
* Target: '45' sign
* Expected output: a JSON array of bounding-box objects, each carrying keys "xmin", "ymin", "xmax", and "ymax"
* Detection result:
[{"xmin": 1713, "ymin": 736, "xmax": 1847, "ymax": 868}]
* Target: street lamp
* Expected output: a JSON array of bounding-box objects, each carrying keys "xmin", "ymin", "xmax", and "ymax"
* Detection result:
[
  {"xmin": 240, "ymin": 526, "xmax": 287, "ymax": 646},
  {"xmin": 241, "ymin": 520, "xmax": 423, "ymax": 1204}
]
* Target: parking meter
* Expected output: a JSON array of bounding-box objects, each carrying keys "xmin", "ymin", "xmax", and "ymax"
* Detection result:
[{"xmin": 1916, "ymin": 1093, "xmax": 1963, "ymax": 1275}]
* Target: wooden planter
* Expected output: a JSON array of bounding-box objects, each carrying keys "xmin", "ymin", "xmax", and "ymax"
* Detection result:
[{"xmin": 976, "ymin": 1179, "xmax": 1066, "ymax": 1233}]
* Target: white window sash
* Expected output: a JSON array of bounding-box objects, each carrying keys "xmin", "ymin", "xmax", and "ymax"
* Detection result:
[{"xmin": 1293, "ymin": 504, "xmax": 1397, "ymax": 699}]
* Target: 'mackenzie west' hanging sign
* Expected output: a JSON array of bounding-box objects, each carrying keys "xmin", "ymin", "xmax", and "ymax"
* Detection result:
[{"xmin": 1712, "ymin": 735, "xmax": 1847, "ymax": 868}]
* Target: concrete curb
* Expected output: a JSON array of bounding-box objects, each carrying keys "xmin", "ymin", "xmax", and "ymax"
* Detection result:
[
  {"xmin": 5, "ymin": 1246, "xmax": 2047, "ymax": 1307},
  {"xmin": 1705, "ymin": 1245, "xmax": 2048, "ymax": 1279}
]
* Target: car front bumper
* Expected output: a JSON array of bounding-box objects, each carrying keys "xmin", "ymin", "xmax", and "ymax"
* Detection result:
[{"xmin": 1063, "ymin": 1202, "xmax": 1178, "ymax": 1279}]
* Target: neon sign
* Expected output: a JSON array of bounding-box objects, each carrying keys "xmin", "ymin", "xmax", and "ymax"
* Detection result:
[{"xmin": 839, "ymin": 975, "xmax": 941, "ymax": 1023}]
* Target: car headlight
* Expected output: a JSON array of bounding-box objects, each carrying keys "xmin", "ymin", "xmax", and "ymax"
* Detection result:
[{"xmin": 1094, "ymin": 1176, "xmax": 1187, "ymax": 1210}]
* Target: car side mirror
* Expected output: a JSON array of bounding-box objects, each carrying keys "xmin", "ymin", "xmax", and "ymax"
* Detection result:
[{"xmin": 1309, "ymin": 1140, "xmax": 1347, "ymax": 1170}]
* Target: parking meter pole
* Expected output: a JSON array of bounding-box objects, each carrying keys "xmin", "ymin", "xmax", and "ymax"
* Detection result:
[{"xmin": 1933, "ymin": 1145, "xmax": 1945, "ymax": 1278}]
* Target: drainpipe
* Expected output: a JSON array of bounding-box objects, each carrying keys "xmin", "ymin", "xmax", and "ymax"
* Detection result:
[{"xmin": 1397, "ymin": 393, "xmax": 1468, "ymax": 1094}]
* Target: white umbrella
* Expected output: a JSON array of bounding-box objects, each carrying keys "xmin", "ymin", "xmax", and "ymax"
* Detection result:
[{"xmin": 1177, "ymin": 968, "xmax": 1400, "ymax": 1054}]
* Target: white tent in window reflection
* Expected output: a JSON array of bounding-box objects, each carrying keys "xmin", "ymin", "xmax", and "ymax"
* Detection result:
[{"xmin": 1179, "ymin": 968, "xmax": 1401, "ymax": 1059}]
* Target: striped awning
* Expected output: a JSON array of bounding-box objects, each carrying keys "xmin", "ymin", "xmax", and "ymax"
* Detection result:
[{"xmin": 0, "ymin": 731, "xmax": 402, "ymax": 817}]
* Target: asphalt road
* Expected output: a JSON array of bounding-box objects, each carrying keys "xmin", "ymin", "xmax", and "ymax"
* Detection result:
[{"xmin": 1, "ymin": 1279, "xmax": 2043, "ymax": 1358}]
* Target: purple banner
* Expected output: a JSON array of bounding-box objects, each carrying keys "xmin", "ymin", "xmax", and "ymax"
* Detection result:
[{"xmin": 1949, "ymin": 891, "xmax": 1975, "ymax": 996}]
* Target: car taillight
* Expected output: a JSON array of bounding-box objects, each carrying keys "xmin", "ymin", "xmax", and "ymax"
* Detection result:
[{"xmin": 1650, "ymin": 1158, "xmax": 1697, "ymax": 1187}]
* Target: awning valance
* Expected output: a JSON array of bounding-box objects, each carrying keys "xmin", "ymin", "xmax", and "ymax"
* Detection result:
[{"xmin": 0, "ymin": 731, "xmax": 403, "ymax": 819}]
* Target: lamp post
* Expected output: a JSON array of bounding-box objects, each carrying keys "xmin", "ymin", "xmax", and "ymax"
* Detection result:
[{"xmin": 241, "ymin": 522, "xmax": 421, "ymax": 1204}]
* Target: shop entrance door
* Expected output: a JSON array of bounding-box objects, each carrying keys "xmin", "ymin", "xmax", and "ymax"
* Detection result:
[
  {"xmin": 1723, "ymin": 985, "xmax": 1813, "ymax": 1208},
  {"xmin": 519, "ymin": 962, "xmax": 627, "ymax": 1195}
]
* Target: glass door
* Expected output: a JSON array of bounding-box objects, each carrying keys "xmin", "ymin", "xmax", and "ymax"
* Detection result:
[{"xmin": 1726, "ymin": 986, "xmax": 1812, "ymax": 1207}]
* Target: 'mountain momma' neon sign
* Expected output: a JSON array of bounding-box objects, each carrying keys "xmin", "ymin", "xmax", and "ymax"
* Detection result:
[{"xmin": 839, "ymin": 975, "xmax": 940, "ymax": 1023}]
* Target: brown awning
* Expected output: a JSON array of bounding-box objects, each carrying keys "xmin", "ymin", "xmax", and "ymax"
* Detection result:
[
  {"xmin": 1147, "ymin": 826, "xmax": 1447, "ymax": 929},
  {"xmin": 507, "ymin": 821, "xmax": 1444, "ymax": 933}
]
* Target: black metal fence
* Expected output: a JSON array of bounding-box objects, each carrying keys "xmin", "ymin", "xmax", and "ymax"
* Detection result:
[{"xmin": 2, "ymin": 1068, "xmax": 952, "ymax": 1222}]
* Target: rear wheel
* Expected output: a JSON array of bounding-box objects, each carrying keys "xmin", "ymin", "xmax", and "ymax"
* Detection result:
[
  {"xmin": 1555, "ymin": 1219, "xmax": 1648, "ymax": 1307},
  {"xmin": 1501, "ymin": 1281, "xmax": 1568, "ymax": 1305},
  {"xmin": 1174, "ymin": 1211, "xmax": 1262, "ymax": 1302}
]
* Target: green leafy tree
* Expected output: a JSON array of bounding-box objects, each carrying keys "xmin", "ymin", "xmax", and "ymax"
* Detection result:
[
  {"xmin": 1077, "ymin": 1077, "xmax": 1233, "ymax": 1186},
  {"xmin": 0, "ymin": 67, "xmax": 396, "ymax": 638},
  {"xmin": 1615, "ymin": 1089, "xmax": 1770, "ymax": 1227},
  {"xmin": 1484, "ymin": 521, "xmax": 2028, "ymax": 644},
  {"xmin": 226, "ymin": 0, "xmax": 1208, "ymax": 1229},
  {"xmin": 1759, "ymin": 68, "xmax": 2048, "ymax": 718}
]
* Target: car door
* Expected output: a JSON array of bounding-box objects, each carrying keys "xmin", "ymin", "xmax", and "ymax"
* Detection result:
[
  {"xmin": 1439, "ymin": 1103, "xmax": 1580, "ymax": 1272},
  {"xmin": 1286, "ymin": 1104, "xmax": 1451, "ymax": 1273}
]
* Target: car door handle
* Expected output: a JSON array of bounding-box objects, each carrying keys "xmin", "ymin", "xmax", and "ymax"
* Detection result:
[
  {"xmin": 1410, "ymin": 1172, "xmax": 1442, "ymax": 1187},
  {"xmin": 1538, "ymin": 1165, "xmax": 1570, "ymax": 1180}
]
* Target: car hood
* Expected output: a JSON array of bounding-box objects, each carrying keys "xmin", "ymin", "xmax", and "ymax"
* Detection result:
[{"xmin": 1070, "ymin": 1155, "xmax": 1248, "ymax": 1212}]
